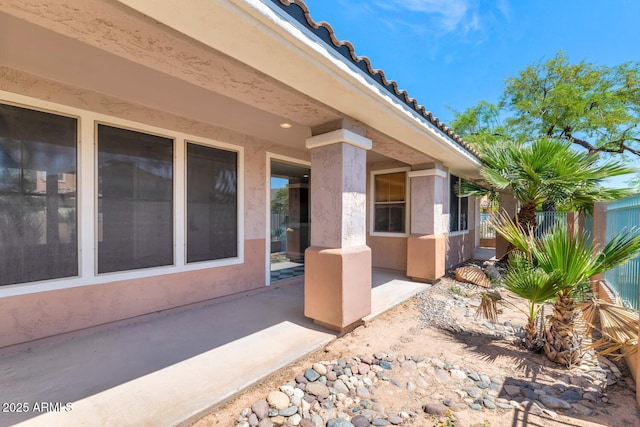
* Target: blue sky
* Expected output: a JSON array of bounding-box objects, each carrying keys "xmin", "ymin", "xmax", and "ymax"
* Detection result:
[{"xmin": 301, "ymin": 0, "xmax": 640, "ymax": 124}]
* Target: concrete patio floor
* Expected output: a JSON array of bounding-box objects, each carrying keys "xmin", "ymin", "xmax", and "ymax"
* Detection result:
[{"xmin": 0, "ymin": 269, "xmax": 428, "ymax": 427}]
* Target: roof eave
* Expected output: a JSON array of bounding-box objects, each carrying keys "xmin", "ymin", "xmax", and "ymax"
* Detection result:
[{"xmin": 117, "ymin": 0, "xmax": 481, "ymax": 174}]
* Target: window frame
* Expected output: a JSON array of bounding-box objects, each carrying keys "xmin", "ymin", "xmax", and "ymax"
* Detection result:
[
  {"xmin": 449, "ymin": 174, "xmax": 470, "ymax": 235},
  {"xmin": 0, "ymin": 91, "xmax": 243, "ymax": 297},
  {"xmin": 184, "ymin": 140, "xmax": 240, "ymax": 265},
  {"xmin": 369, "ymin": 167, "xmax": 410, "ymax": 238},
  {"xmin": 95, "ymin": 122, "xmax": 176, "ymax": 274},
  {"xmin": 0, "ymin": 101, "xmax": 81, "ymax": 286}
]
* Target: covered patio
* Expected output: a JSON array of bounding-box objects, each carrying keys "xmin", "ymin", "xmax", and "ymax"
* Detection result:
[{"xmin": 0, "ymin": 269, "xmax": 427, "ymax": 427}]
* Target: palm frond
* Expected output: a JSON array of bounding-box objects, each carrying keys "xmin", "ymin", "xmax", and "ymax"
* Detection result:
[
  {"xmin": 456, "ymin": 180, "xmax": 496, "ymax": 200},
  {"xmin": 502, "ymin": 262, "xmax": 560, "ymax": 306},
  {"xmin": 488, "ymin": 211, "xmax": 535, "ymax": 255},
  {"xmin": 476, "ymin": 291, "xmax": 502, "ymax": 324},
  {"xmin": 581, "ymin": 299, "xmax": 638, "ymax": 359},
  {"xmin": 533, "ymin": 226, "xmax": 593, "ymax": 292}
]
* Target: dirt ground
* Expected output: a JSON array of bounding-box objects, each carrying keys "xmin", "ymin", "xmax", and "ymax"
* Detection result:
[{"xmin": 192, "ymin": 270, "xmax": 639, "ymax": 427}]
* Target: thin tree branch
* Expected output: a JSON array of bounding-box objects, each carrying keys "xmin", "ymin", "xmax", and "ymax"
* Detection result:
[{"xmin": 567, "ymin": 135, "xmax": 640, "ymax": 156}]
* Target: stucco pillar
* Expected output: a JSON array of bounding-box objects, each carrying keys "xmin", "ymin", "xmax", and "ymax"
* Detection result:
[
  {"xmin": 566, "ymin": 211, "xmax": 579, "ymax": 236},
  {"xmin": 495, "ymin": 193, "xmax": 518, "ymax": 260},
  {"xmin": 406, "ymin": 167, "xmax": 447, "ymax": 282},
  {"xmin": 304, "ymin": 129, "xmax": 372, "ymax": 332}
]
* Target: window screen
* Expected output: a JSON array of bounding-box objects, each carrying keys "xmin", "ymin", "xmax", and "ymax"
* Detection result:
[
  {"xmin": 186, "ymin": 143, "xmax": 238, "ymax": 262},
  {"xmin": 0, "ymin": 103, "xmax": 78, "ymax": 285},
  {"xmin": 97, "ymin": 124, "xmax": 173, "ymax": 273}
]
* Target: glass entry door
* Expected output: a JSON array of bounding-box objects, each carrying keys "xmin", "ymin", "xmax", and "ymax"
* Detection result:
[{"xmin": 269, "ymin": 160, "xmax": 310, "ymax": 283}]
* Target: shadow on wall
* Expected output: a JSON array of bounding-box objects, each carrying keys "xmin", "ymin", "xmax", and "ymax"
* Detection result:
[{"xmin": 446, "ymin": 231, "xmax": 475, "ymax": 269}]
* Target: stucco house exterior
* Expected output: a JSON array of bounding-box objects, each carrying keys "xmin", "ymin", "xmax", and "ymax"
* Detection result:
[{"xmin": 0, "ymin": 0, "xmax": 483, "ymax": 349}]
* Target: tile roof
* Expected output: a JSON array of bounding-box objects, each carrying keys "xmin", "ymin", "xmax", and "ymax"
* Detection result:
[{"xmin": 271, "ymin": 0, "xmax": 480, "ymax": 158}]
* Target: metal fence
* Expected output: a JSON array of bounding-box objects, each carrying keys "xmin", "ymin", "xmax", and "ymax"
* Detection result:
[
  {"xmin": 584, "ymin": 213, "xmax": 594, "ymax": 247},
  {"xmin": 478, "ymin": 211, "xmax": 568, "ymax": 239},
  {"xmin": 479, "ymin": 212, "xmax": 495, "ymax": 238},
  {"xmin": 535, "ymin": 211, "xmax": 568, "ymax": 238},
  {"xmin": 604, "ymin": 194, "xmax": 640, "ymax": 311}
]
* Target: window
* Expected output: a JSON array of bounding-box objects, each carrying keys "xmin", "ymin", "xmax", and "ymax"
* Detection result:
[
  {"xmin": 186, "ymin": 143, "xmax": 238, "ymax": 262},
  {"xmin": 373, "ymin": 171, "xmax": 406, "ymax": 233},
  {"xmin": 0, "ymin": 103, "xmax": 78, "ymax": 286},
  {"xmin": 450, "ymin": 174, "xmax": 469, "ymax": 232},
  {"xmin": 97, "ymin": 124, "xmax": 173, "ymax": 273}
]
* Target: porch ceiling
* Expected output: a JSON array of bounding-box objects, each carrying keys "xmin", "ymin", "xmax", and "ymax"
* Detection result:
[
  {"xmin": 0, "ymin": 5, "xmax": 336, "ymax": 148},
  {"xmin": 0, "ymin": 0, "xmax": 475, "ymax": 174}
]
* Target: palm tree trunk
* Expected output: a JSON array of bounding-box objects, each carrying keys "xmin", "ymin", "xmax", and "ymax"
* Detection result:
[
  {"xmin": 499, "ymin": 200, "xmax": 538, "ymax": 261},
  {"xmin": 524, "ymin": 317, "xmax": 540, "ymax": 350},
  {"xmin": 516, "ymin": 201, "xmax": 538, "ymax": 233},
  {"xmin": 543, "ymin": 292, "xmax": 582, "ymax": 366}
]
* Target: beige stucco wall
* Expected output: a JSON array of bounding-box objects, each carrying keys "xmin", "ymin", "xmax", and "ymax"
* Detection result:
[
  {"xmin": 0, "ymin": 68, "xmax": 311, "ymax": 349},
  {"xmin": 0, "ymin": 239, "xmax": 265, "ymax": 348},
  {"xmin": 368, "ymin": 236, "xmax": 407, "ymax": 271},
  {"xmin": 446, "ymin": 232, "xmax": 475, "ymax": 269}
]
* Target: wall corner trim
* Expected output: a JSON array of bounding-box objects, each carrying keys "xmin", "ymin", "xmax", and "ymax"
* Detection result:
[
  {"xmin": 408, "ymin": 168, "xmax": 447, "ymax": 179},
  {"xmin": 305, "ymin": 129, "xmax": 372, "ymax": 151}
]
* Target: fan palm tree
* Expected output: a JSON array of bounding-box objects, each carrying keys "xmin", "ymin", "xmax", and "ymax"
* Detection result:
[
  {"xmin": 498, "ymin": 253, "xmax": 562, "ymax": 350},
  {"xmin": 491, "ymin": 212, "xmax": 640, "ymax": 366},
  {"xmin": 460, "ymin": 138, "xmax": 634, "ymax": 231}
]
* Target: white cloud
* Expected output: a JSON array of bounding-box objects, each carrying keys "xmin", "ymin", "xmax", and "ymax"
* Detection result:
[
  {"xmin": 402, "ymin": 0, "xmax": 468, "ymax": 30},
  {"xmin": 496, "ymin": 0, "xmax": 511, "ymax": 21},
  {"xmin": 364, "ymin": 0, "xmax": 511, "ymax": 45},
  {"xmin": 386, "ymin": 0, "xmax": 472, "ymax": 32}
]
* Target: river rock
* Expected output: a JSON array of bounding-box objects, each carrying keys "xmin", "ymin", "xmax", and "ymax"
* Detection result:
[
  {"xmin": 423, "ymin": 402, "xmax": 446, "ymax": 416},
  {"xmin": 252, "ymin": 399, "xmax": 270, "ymax": 420},
  {"xmin": 305, "ymin": 369, "xmax": 321, "ymax": 382},
  {"xmin": 313, "ymin": 363, "xmax": 328, "ymax": 376},
  {"xmin": 326, "ymin": 418, "xmax": 354, "ymax": 427},
  {"xmin": 538, "ymin": 394, "xmax": 571, "ymax": 409},
  {"xmin": 306, "ymin": 382, "xmax": 330, "ymax": 399},
  {"xmin": 267, "ymin": 391, "xmax": 290, "ymax": 410}
]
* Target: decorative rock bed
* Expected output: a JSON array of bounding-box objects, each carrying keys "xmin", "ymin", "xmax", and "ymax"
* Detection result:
[{"xmin": 234, "ymin": 351, "xmax": 618, "ymax": 426}]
